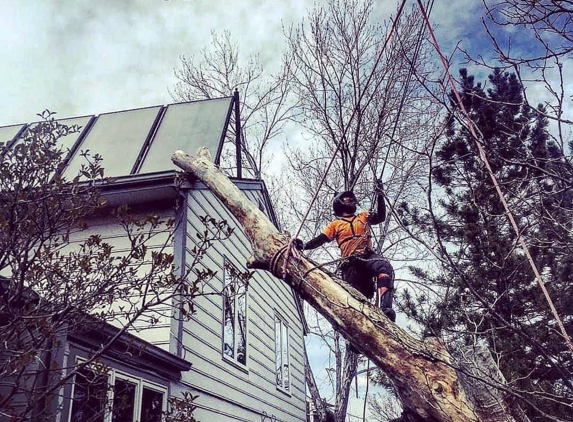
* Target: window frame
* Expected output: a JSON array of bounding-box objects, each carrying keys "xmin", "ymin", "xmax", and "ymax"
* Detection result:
[
  {"xmin": 68, "ymin": 359, "xmax": 168, "ymax": 422},
  {"xmin": 221, "ymin": 257, "xmax": 249, "ymax": 367},
  {"xmin": 274, "ymin": 313, "xmax": 291, "ymax": 393}
]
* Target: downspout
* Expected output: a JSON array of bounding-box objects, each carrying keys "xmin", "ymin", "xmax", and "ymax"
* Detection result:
[
  {"xmin": 176, "ymin": 192, "xmax": 188, "ymax": 359},
  {"xmin": 234, "ymin": 89, "xmax": 242, "ymax": 179}
]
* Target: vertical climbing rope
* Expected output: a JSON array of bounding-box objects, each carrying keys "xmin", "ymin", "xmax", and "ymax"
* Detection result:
[
  {"xmin": 377, "ymin": 0, "xmax": 435, "ymax": 180},
  {"xmin": 371, "ymin": 0, "xmax": 435, "ymax": 255},
  {"xmin": 291, "ymin": 0, "xmax": 410, "ymax": 242}
]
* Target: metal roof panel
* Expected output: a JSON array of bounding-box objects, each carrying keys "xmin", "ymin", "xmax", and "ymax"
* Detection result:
[
  {"xmin": 62, "ymin": 106, "xmax": 162, "ymax": 179},
  {"xmin": 137, "ymin": 97, "xmax": 232, "ymax": 174}
]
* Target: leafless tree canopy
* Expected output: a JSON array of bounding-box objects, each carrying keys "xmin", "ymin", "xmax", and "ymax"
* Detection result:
[
  {"xmin": 168, "ymin": 1, "xmax": 573, "ymax": 420},
  {"xmin": 484, "ymin": 0, "xmax": 573, "ymax": 61},
  {"xmin": 172, "ymin": 30, "xmax": 297, "ymax": 178},
  {"xmin": 281, "ymin": 0, "xmax": 445, "ymax": 420}
]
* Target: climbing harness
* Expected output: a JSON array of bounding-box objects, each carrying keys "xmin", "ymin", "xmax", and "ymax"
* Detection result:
[{"xmin": 332, "ymin": 215, "xmax": 372, "ymax": 254}]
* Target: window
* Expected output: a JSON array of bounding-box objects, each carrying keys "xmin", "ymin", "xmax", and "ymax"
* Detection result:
[
  {"xmin": 69, "ymin": 363, "xmax": 166, "ymax": 422},
  {"xmin": 222, "ymin": 259, "xmax": 248, "ymax": 365},
  {"xmin": 69, "ymin": 366, "xmax": 108, "ymax": 422},
  {"xmin": 274, "ymin": 315, "xmax": 290, "ymax": 392}
]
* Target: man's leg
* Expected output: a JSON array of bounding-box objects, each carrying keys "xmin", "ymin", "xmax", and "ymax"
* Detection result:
[
  {"xmin": 342, "ymin": 260, "xmax": 375, "ymax": 299},
  {"xmin": 376, "ymin": 258, "xmax": 396, "ymax": 322},
  {"xmin": 376, "ymin": 273, "xmax": 396, "ymax": 322},
  {"xmin": 363, "ymin": 252, "xmax": 396, "ymax": 322},
  {"xmin": 340, "ymin": 262, "xmax": 371, "ymax": 355}
]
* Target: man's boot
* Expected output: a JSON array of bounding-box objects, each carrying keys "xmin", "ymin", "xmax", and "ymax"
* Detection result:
[{"xmin": 378, "ymin": 287, "xmax": 396, "ymax": 322}]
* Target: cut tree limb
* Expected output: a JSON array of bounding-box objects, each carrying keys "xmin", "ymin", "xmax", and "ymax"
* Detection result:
[{"xmin": 172, "ymin": 148, "xmax": 520, "ymax": 422}]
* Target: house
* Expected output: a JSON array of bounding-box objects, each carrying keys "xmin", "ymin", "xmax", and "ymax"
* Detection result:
[{"xmin": 0, "ymin": 95, "xmax": 307, "ymax": 422}]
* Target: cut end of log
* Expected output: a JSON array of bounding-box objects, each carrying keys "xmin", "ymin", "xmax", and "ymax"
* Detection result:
[
  {"xmin": 246, "ymin": 255, "xmax": 269, "ymax": 271},
  {"xmin": 196, "ymin": 147, "xmax": 213, "ymax": 161},
  {"xmin": 172, "ymin": 148, "xmax": 213, "ymax": 163}
]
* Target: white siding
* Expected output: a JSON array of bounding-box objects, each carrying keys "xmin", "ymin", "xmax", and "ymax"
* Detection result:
[{"xmin": 176, "ymin": 184, "xmax": 306, "ymax": 422}]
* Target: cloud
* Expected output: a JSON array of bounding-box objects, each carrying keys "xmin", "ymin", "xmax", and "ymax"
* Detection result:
[
  {"xmin": 0, "ymin": 0, "xmax": 497, "ymax": 126},
  {"xmin": 0, "ymin": 0, "xmax": 314, "ymax": 125}
]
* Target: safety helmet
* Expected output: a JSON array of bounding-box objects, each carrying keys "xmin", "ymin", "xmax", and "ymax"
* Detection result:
[{"xmin": 333, "ymin": 191, "xmax": 358, "ymax": 216}]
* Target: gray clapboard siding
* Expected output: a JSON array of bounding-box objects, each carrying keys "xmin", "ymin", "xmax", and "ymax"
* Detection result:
[
  {"xmin": 181, "ymin": 369, "xmax": 305, "ymax": 419},
  {"xmin": 177, "ymin": 183, "xmax": 306, "ymax": 421},
  {"xmin": 65, "ymin": 210, "xmax": 176, "ymax": 350},
  {"xmin": 185, "ymin": 189, "xmax": 300, "ymax": 325},
  {"xmin": 171, "ymin": 385, "xmax": 276, "ymax": 422},
  {"xmin": 248, "ymin": 307, "xmax": 306, "ymax": 398},
  {"xmin": 177, "ymin": 359, "xmax": 305, "ymax": 419}
]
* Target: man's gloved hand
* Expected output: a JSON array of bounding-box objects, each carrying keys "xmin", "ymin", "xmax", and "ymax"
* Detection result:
[
  {"xmin": 293, "ymin": 238, "xmax": 304, "ymax": 250},
  {"xmin": 375, "ymin": 178, "xmax": 385, "ymax": 194}
]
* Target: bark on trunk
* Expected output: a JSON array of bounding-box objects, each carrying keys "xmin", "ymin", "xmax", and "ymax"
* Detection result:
[
  {"xmin": 454, "ymin": 346, "xmax": 530, "ymax": 422},
  {"xmin": 335, "ymin": 345, "xmax": 358, "ymax": 421},
  {"xmin": 172, "ymin": 149, "xmax": 521, "ymax": 422}
]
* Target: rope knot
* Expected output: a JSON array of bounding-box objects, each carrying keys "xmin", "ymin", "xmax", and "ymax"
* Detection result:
[{"xmin": 269, "ymin": 238, "xmax": 302, "ymax": 279}]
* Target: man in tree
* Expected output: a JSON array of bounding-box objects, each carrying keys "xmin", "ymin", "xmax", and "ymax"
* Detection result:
[{"xmin": 296, "ymin": 180, "xmax": 396, "ymax": 321}]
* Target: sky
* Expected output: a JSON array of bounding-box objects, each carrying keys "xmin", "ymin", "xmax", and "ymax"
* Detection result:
[
  {"xmin": 0, "ymin": 0, "xmax": 489, "ymax": 127},
  {"xmin": 0, "ymin": 0, "xmax": 511, "ymax": 420},
  {"xmin": 0, "ymin": 0, "xmax": 307, "ymax": 125}
]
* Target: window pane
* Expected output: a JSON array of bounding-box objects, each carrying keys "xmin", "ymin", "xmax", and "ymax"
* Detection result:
[
  {"xmin": 223, "ymin": 261, "xmax": 248, "ymax": 365},
  {"xmin": 70, "ymin": 368, "xmax": 108, "ymax": 422},
  {"xmin": 223, "ymin": 285, "xmax": 235, "ymax": 359},
  {"xmin": 112, "ymin": 378, "xmax": 136, "ymax": 422},
  {"xmin": 237, "ymin": 285, "xmax": 247, "ymax": 365},
  {"xmin": 275, "ymin": 319, "xmax": 282, "ymax": 388},
  {"xmin": 141, "ymin": 387, "xmax": 164, "ymax": 422},
  {"xmin": 282, "ymin": 323, "xmax": 290, "ymax": 391}
]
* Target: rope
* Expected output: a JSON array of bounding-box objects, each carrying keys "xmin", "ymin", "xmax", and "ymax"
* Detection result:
[
  {"xmin": 302, "ymin": 256, "xmax": 348, "ymax": 278},
  {"xmin": 292, "ymin": 0, "xmax": 410, "ymax": 243},
  {"xmin": 378, "ymin": 0, "xmax": 435, "ymax": 180},
  {"xmin": 269, "ymin": 243, "xmax": 302, "ymax": 279},
  {"xmin": 276, "ymin": 0, "xmax": 411, "ymax": 283},
  {"xmin": 371, "ymin": 0, "xmax": 435, "ymax": 254},
  {"xmin": 361, "ymin": 359, "xmax": 371, "ymax": 422},
  {"xmin": 416, "ymin": 0, "xmax": 573, "ymax": 353}
]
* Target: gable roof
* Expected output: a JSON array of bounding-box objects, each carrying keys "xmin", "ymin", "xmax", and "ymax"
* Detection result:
[{"xmin": 0, "ymin": 97, "xmax": 234, "ymax": 179}]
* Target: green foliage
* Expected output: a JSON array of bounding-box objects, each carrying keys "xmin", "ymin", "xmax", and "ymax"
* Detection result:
[{"xmin": 402, "ymin": 69, "xmax": 573, "ymax": 421}]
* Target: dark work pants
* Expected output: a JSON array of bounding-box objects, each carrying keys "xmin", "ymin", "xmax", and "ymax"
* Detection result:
[{"xmin": 340, "ymin": 251, "xmax": 394, "ymax": 301}]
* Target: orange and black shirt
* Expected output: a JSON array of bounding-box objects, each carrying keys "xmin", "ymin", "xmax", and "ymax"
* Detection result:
[
  {"xmin": 303, "ymin": 192, "xmax": 386, "ymax": 255},
  {"xmin": 322, "ymin": 211, "xmax": 373, "ymax": 257}
]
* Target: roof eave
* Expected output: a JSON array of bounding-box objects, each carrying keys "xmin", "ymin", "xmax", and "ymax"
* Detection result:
[{"xmin": 95, "ymin": 171, "xmax": 182, "ymax": 209}]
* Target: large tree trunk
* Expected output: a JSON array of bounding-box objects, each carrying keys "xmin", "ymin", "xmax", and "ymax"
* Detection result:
[{"xmin": 172, "ymin": 149, "xmax": 522, "ymax": 422}]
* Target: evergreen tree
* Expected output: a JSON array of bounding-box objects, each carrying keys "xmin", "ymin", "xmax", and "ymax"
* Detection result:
[{"xmin": 402, "ymin": 69, "xmax": 573, "ymax": 421}]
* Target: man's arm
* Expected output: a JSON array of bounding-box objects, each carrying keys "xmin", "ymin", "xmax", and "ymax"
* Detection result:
[
  {"xmin": 304, "ymin": 233, "xmax": 329, "ymax": 250},
  {"xmin": 294, "ymin": 233, "xmax": 330, "ymax": 250},
  {"xmin": 368, "ymin": 180, "xmax": 387, "ymax": 225}
]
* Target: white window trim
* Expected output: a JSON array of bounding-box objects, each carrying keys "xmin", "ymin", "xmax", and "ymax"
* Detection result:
[
  {"xmin": 274, "ymin": 313, "xmax": 291, "ymax": 393},
  {"xmin": 222, "ymin": 258, "xmax": 248, "ymax": 367},
  {"xmin": 69, "ymin": 358, "xmax": 168, "ymax": 422}
]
